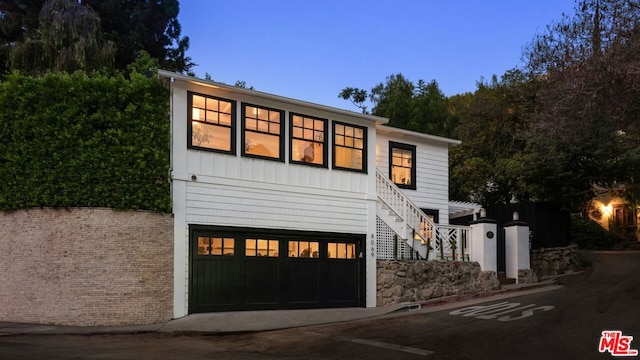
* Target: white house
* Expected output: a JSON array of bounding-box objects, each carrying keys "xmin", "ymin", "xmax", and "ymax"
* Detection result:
[{"xmin": 159, "ymin": 70, "xmax": 474, "ymax": 318}]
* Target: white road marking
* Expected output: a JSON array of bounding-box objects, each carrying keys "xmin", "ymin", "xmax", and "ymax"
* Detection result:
[
  {"xmin": 449, "ymin": 301, "xmax": 555, "ymax": 321},
  {"xmin": 351, "ymin": 338, "xmax": 434, "ymax": 356}
]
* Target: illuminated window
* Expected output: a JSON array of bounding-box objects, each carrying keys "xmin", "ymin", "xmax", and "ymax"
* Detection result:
[
  {"xmin": 288, "ymin": 241, "xmax": 320, "ymax": 258},
  {"xmin": 188, "ymin": 92, "xmax": 235, "ymax": 153},
  {"xmin": 245, "ymin": 239, "xmax": 279, "ymax": 257},
  {"xmin": 290, "ymin": 113, "xmax": 327, "ymax": 167},
  {"xmin": 327, "ymin": 242, "xmax": 356, "ymax": 259},
  {"xmin": 389, "ymin": 142, "xmax": 416, "ymax": 189},
  {"xmin": 197, "ymin": 236, "xmax": 235, "ymax": 256},
  {"xmin": 333, "ymin": 122, "xmax": 367, "ymax": 172},
  {"xmin": 242, "ymin": 104, "xmax": 284, "ymax": 161},
  {"xmin": 613, "ymin": 205, "xmax": 637, "ymax": 228}
]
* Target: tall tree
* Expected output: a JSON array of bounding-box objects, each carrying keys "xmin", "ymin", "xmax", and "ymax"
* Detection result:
[
  {"xmin": 0, "ymin": 0, "xmax": 46, "ymax": 73},
  {"xmin": 449, "ymin": 70, "xmax": 535, "ymax": 205},
  {"xmin": 82, "ymin": 0, "xmax": 193, "ymax": 73},
  {"xmin": 523, "ymin": 0, "xmax": 640, "ymax": 210},
  {"xmin": 8, "ymin": 0, "xmax": 115, "ymax": 75},
  {"xmin": 339, "ymin": 73, "xmax": 451, "ymax": 137}
]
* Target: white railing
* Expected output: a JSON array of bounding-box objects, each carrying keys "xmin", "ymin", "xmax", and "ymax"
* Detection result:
[
  {"xmin": 434, "ymin": 224, "xmax": 470, "ymax": 261},
  {"xmin": 376, "ymin": 168, "xmax": 471, "ymax": 261}
]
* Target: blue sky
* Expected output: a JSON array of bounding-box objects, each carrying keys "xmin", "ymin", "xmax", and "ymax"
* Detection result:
[{"xmin": 178, "ymin": 1, "xmax": 576, "ymax": 111}]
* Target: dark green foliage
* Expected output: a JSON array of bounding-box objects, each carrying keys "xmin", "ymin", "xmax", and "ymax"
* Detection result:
[
  {"xmin": 5, "ymin": 0, "xmax": 116, "ymax": 75},
  {"xmin": 570, "ymin": 214, "xmax": 626, "ymax": 250},
  {"xmin": 0, "ymin": 0, "xmax": 192, "ymax": 75},
  {"xmin": 339, "ymin": 73, "xmax": 452, "ymax": 137},
  {"xmin": 0, "ymin": 0, "xmax": 47, "ymax": 74},
  {"xmin": 0, "ymin": 71, "xmax": 171, "ymax": 212},
  {"xmin": 82, "ymin": 0, "xmax": 193, "ymax": 73}
]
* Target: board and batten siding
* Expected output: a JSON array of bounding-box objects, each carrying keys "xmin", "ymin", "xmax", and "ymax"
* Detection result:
[
  {"xmin": 165, "ymin": 74, "xmax": 382, "ymax": 317},
  {"xmin": 375, "ymin": 129, "xmax": 456, "ymax": 225},
  {"xmin": 173, "ymin": 80, "xmax": 374, "ymax": 233}
]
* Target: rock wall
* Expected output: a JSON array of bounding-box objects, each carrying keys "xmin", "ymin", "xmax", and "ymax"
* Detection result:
[
  {"xmin": 531, "ymin": 244, "xmax": 583, "ymax": 278},
  {"xmin": 377, "ymin": 260, "xmax": 500, "ymax": 306}
]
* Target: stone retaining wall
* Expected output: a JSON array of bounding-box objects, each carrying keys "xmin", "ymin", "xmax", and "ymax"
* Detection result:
[
  {"xmin": 0, "ymin": 208, "xmax": 173, "ymax": 326},
  {"xmin": 531, "ymin": 244, "xmax": 583, "ymax": 278},
  {"xmin": 377, "ymin": 260, "xmax": 500, "ymax": 306}
]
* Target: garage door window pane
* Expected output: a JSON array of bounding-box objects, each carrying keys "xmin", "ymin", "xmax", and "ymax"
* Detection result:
[
  {"xmin": 246, "ymin": 238, "xmax": 279, "ymax": 257},
  {"xmin": 211, "ymin": 237, "xmax": 234, "ymax": 256},
  {"xmin": 197, "ymin": 236, "xmax": 210, "ymax": 255},
  {"xmin": 328, "ymin": 242, "xmax": 356, "ymax": 259},
  {"xmin": 289, "ymin": 241, "xmax": 319, "ymax": 258}
]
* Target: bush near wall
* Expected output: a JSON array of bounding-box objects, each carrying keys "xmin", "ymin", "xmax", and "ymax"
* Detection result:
[
  {"xmin": 0, "ymin": 71, "xmax": 170, "ymax": 212},
  {"xmin": 571, "ymin": 214, "xmax": 626, "ymax": 250}
]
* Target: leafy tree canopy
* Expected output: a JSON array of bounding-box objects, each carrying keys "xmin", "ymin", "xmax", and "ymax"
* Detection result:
[
  {"xmin": 339, "ymin": 73, "xmax": 452, "ymax": 137},
  {"xmin": 83, "ymin": 0, "xmax": 193, "ymax": 73},
  {"xmin": 341, "ymin": 0, "xmax": 640, "ymax": 213},
  {"xmin": 0, "ymin": 0, "xmax": 193, "ymax": 75},
  {"xmin": 521, "ymin": 0, "xmax": 640, "ymax": 210}
]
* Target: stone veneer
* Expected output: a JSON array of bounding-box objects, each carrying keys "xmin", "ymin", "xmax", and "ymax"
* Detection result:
[
  {"xmin": 0, "ymin": 208, "xmax": 173, "ymax": 326},
  {"xmin": 377, "ymin": 260, "xmax": 500, "ymax": 306},
  {"xmin": 531, "ymin": 243, "xmax": 583, "ymax": 278}
]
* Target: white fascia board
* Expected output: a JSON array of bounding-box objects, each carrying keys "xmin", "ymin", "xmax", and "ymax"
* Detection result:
[
  {"xmin": 376, "ymin": 124, "xmax": 462, "ymax": 147},
  {"xmin": 158, "ymin": 69, "xmax": 389, "ymax": 126}
]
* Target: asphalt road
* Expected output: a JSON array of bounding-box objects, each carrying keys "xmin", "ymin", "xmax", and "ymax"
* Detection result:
[{"xmin": 1, "ymin": 251, "xmax": 639, "ymax": 360}]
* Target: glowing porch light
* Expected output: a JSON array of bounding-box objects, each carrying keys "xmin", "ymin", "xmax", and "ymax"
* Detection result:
[{"xmin": 601, "ymin": 203, "xmax": 613, "ymax": 218}]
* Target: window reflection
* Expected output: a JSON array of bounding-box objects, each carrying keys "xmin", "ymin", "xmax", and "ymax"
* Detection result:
[
  {"xmin": 190, "ymin": 93, "xmax": 234, "ymax": 153},
  {"xmin": 334, "ymin": 122, "xmax": 366, "ymax": 171},
  {"xmin": 291, "ymin": 113, "xmax": 326, "ymax": 166},
  {"xmin": 244, "ymin": 104, "xmax": 283, "ymax": 160}
]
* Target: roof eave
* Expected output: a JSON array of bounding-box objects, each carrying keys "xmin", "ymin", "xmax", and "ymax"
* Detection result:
[
  {"xmin": 376, "ymin": 124, "xmax": 462, "ymax": 146},
  {"xmin": 158, "ymin": 69, "xmax": 389, "ymax": 125}
]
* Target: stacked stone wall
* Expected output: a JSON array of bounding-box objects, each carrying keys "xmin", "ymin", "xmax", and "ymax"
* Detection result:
[
  {"xmin": 0, "ymin": 208, "xmax": 173, "ymax": 326},
  {"xmin": 377, "ymin": 260, "xmax": 500, "ymax": 306},
  {"xmin": 531, "ymin": 244, "xmax": 583, "ymax": 278}
]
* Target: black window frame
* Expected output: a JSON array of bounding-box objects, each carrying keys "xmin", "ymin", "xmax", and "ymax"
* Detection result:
[
  {"xmin": 421, "ymin": 208, "xmax": 440, "ymax": 224},
  {"xmin": 289, "ymin": 112, "xmax": 328, "ymax": 168},
  {"xmin": 332, "ymin": 121, "xmax": 368, "ymax": 173},
  {"xmin": 389, "ymin": 141, "xmax": 417, "ymax": 190},
  {"xmin": 241, "ymin": 102, "xmax": 285, "ymax": 162},
  {"xmin": 187, "ymin": 91, "xmax": 237, "ymax": 155}
]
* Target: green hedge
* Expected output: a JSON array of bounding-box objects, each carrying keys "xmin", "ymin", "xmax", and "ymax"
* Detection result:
[
  {"xmin": 0, "ymin": 71, "xmax": 171, "ymax": 212},
  {"xmin": 570, "ymin": 214, "xmax": 626, "ymax": 250}
]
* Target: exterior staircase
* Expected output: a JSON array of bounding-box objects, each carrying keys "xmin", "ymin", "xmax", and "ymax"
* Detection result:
[{"xmin": 376, "ymin": 168, "xmax": 471, "ymax": 261}]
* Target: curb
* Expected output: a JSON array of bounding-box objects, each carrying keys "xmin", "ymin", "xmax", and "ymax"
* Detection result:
[
  {"xmin": 0, "ymin": 271, "xmax": 584, "ymax": 336},
  {"xmin": 397, "ymin": 270, "xmax": 590, "ymax": 314}
]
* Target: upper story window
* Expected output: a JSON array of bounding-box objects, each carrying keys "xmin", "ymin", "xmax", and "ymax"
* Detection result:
[
  {"xmin": 188, "ymin": 92, "xmax": 235, "ymax": 154},
  {"xmin": 389, "ymin": 141, "xmax": 416, "ymax": 189},
  {"xmin": 242, "ymin": 103, "xmax": 284, "ymax": 161},
  {"xmin": 333, "ymin": 122, "xmax": 367, "ymax": 173},
  {"xmin": 290, "ymin": 113, "xmax": 327, "ymax": 167}
]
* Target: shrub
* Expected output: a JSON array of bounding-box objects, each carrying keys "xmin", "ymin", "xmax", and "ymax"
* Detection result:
[
  {"xmin": 0, "ymin": 71, "xmax": 170, "ymax": 212},
  {"xmin": 571, "ymin": 214, "xmax": 626, "ymax": 250}
]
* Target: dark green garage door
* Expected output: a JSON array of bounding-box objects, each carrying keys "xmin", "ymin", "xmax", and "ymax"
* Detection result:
[{"xmin": 189, "ymin": 225, "xmax": 365, "ymax": 313}]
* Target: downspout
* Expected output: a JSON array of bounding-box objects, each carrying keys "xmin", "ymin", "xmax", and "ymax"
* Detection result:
[{"xmin": 167, "ymin": 76, "xmax": 175, "ymax": 208}]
